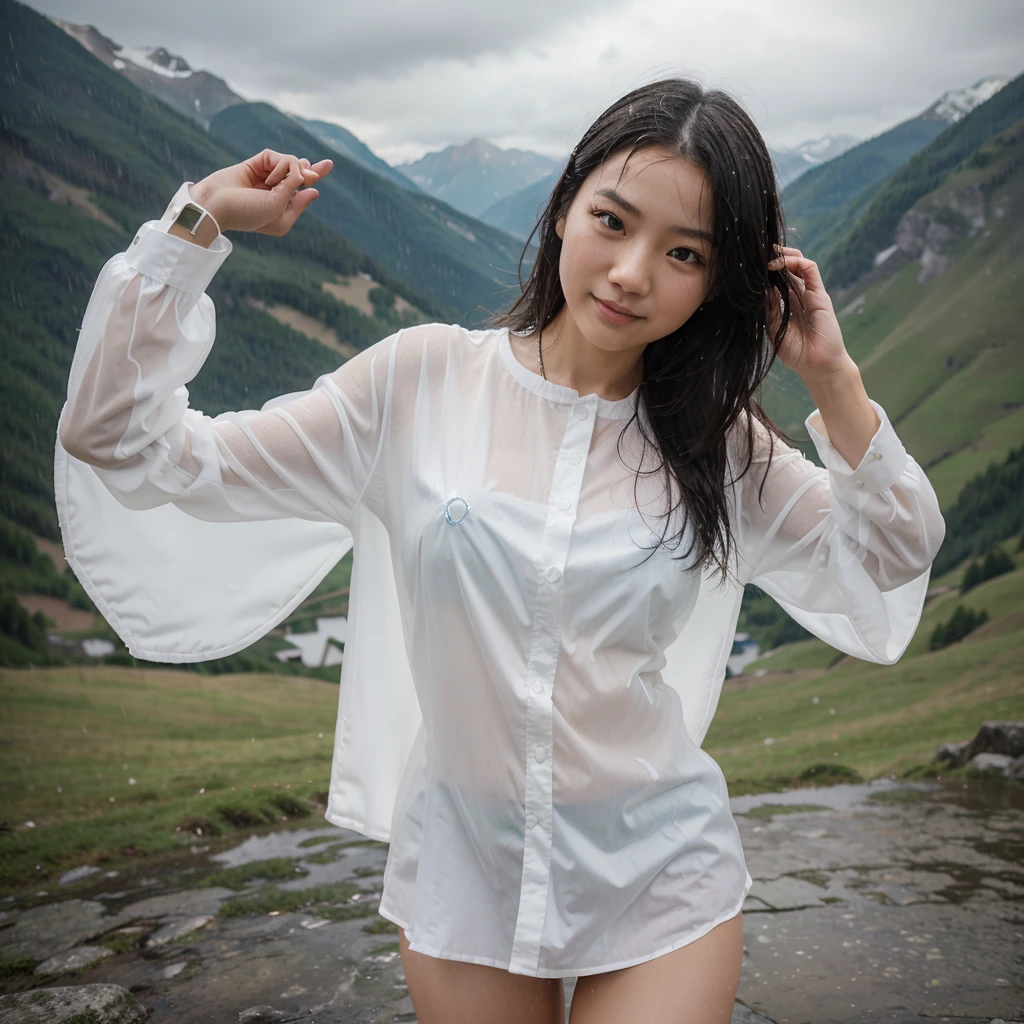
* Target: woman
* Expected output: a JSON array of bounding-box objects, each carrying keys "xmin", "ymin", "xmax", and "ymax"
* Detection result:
[{"xmin": 57, "ymin": 77, "xmax": 945, "ymax": 1022}]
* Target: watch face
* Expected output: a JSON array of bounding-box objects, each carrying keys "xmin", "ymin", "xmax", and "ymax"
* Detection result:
[{"xmin": 174, "ymin": 203, "xmax": 204, "ymax": 232}]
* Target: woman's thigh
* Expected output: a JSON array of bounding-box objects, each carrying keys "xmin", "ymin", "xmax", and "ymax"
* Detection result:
[
  {"xmin": 567, "ymin": 910, "xmax": 744, "ymax": 1024},
  {"xmin": 398, "ymin": 926, "xmax": 566, "ymax": 1024}
]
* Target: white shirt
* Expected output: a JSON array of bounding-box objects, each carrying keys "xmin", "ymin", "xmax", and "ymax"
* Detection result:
[{"xmin": 55, "ymin": 182, "xmax": 946, "ymax": 978}]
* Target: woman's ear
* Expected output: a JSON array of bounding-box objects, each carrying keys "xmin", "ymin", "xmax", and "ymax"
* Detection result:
[{"xmin": 555, "ymin": 215, "xmax": 566, "ymax": 240}]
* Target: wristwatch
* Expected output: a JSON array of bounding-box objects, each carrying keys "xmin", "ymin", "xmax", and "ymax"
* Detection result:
[{"xmin": 158, "ymin": 181, "xmax": 222, "ymax": 245}]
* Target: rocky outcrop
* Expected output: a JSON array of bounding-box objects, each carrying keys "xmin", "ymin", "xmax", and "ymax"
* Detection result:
[
  {"xmin": 893, "ymin": 182, "xmax": 987, "ymax": 284},
  {"xmin": 934, "ymin": 721, "xmax": 1024, "ymax": 779},
  {"xmin": 0, "ymin": 983, "xmax": 146, "ymax": 1023}
]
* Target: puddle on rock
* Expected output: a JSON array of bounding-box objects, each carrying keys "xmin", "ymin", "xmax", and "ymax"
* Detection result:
[
  {"xmin": 733, "ymin": 777, "xmax": 1024, "ymax": 1022},
  {"xmin": 3, "ymin": 778, "xmax": 1021, "ymax": 1022}
]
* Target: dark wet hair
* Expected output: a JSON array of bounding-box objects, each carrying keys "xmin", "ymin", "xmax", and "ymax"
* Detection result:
[{"xmin": 487, "ymin": 76, "xmax": 795, "ymax": 580}]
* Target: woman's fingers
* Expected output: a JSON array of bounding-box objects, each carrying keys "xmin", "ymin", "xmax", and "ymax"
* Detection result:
[
  {"xmin": 310, "ymin": 157, "xmax": 333, "ymax": 180},
  {"xmin": 266, "ymin": 154, "xmax": 297, "ymax": 189}
]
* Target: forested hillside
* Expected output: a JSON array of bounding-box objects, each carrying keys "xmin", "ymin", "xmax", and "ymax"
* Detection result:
[
  {"xmin": 819, "ymin": 71, "xmax": 1024, "ymax": 290},
  {"xmin": 0, "ymin": 0, "xmax": 517, "ymax": 671},
  {"xmin": 746, "ymin": 98, "xmax": 1024, "ymax": 665},
  {"xmin": 768, "ymin": 106, "xmax": 1024, "ymax": 504},
  {"xmin": 781, "ymin": 117, "xmax": 948, "ymax": 255},
  {"xmin": 210, "ymin": 103, "xmax": 530, "ymax": 322}
]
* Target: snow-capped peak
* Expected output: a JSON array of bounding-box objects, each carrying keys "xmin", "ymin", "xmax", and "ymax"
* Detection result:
[
  {"xmin": 926, "ymin": 76, "xmax": 1010, "ymax": 123},
  {"xmin": 113, "ymin": 44, "xmax": 194, "ymax": 80}
]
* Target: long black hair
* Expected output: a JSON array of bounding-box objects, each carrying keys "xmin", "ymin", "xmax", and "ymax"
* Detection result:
[{"xmin": 487, "ymin": 77, "xmax": 795, "ymax": 580}]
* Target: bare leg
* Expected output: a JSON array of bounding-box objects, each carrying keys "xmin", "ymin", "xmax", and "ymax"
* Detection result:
[
  {"xmin": 398, "ymin": 926, "xmax": 566, "ymax": 1024},
  {"xmin": 567, "ymin": 911, "xmax": 744, "ymax": 1024}
]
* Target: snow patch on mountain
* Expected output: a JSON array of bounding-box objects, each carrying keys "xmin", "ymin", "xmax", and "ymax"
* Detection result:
[
  {"xmin": 926, "ymin": 76, "xmax": 1010, "ymax": 123},
  {"xmin": 114, "ymin": 45, "xmax": 194, "ymax": 80}
]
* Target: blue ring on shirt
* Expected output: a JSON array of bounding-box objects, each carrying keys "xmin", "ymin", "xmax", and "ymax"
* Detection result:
[{"xmin": 444, "ymin": 496, "xmax": 471, "ymax": 525}]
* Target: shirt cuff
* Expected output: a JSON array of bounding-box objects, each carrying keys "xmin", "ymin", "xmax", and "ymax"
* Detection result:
[
  {"xmin": 124, "ymin": 182, "xmax": 232, "ymax": 295},
  {"xmin": 805, "ymin": 398, "xmax": 908, "ymax": 494}
]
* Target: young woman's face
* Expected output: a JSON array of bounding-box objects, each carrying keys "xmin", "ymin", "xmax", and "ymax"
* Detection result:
[{"xmin": 555, "ymin": 145, "xmax": 715, "ymax": 352}]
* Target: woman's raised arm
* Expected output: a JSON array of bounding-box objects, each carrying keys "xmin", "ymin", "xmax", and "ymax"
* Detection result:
[
  {"xmin": 59, "ymin": 153, "xmax": 403, "ymax": 529},
  {"xmin": 730, "ymin": 406, "xmax": 946, "ymax": 663}
]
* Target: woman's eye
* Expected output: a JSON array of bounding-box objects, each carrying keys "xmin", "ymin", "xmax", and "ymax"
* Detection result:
[
  {"xmin": 671, "ymin": 247, "xmax": 703, "ymax": 265},
  {"xmin": 594, "ymin": 210, "xmax": 623, "ymax": 231}
]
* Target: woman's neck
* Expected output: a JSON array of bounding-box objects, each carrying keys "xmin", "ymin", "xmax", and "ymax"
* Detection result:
[{"xmin": 517, "ymin": 306, "xmax": 646, "ymax": 402}]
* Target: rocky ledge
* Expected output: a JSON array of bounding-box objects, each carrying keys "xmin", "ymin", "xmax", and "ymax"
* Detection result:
[{"xmin": 934, "ymin": 720, "xmax": 1024, "ymax": 779}]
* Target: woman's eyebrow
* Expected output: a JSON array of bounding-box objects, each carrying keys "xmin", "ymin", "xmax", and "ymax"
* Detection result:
[{"xmin": 595, "ymin": 187, "xmax": 713, "ymax": 244}]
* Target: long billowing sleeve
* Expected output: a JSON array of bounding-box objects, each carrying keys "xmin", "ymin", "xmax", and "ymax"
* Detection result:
[
  {"xmin": 732, "ymin": 400, "xmax": 946, "ymax": 663},
  {"xmin": 58, "ymin": 188, "xmax": 399, "ymax": 529}
]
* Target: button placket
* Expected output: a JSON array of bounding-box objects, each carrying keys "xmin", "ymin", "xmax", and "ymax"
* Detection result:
[{"xmin": 509, "ymin": 397, "xmax": 595, "ymax": 973}]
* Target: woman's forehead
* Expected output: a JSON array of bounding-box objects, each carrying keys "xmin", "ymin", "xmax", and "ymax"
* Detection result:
[{"xmin": 588, "ymin": 147, "xmax": 714, "ymax": 232}]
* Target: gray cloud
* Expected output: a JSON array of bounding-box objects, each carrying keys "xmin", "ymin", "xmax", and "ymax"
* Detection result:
[
  {"xmin": 24, "ymin": 0, "xmax": 1024, "ymax": 162},
  {"xmin": 31, "ymin": 0, "xmax": 618, "ymax": 85}
]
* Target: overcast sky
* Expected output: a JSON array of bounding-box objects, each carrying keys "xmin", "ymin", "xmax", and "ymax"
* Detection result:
[{"xmin": 26, "ymin": 0, "xmax": 1024, "ymax": 164}]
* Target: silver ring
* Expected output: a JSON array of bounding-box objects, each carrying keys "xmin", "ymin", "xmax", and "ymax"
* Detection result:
[{"xmin": 444, "ymin": 496, "xmax": 471, "ymax": 525}]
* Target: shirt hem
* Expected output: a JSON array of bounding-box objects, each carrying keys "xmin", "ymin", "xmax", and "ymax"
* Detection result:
[{"xmin": 377, "ymin": 873, "xmax": 753, "ymax": 979}]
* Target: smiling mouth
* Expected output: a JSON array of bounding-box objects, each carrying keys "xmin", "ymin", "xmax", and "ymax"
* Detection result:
[{"xmin": 594, "ymin": 296, "xmax": 641, "ymax": 322}]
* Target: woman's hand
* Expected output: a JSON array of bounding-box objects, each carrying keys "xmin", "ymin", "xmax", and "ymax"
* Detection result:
[
  {"xmin": 766, "ymin": 244, "xmax": 855, "ymax": 383},
  {"xmin": 767, "ymin": 244, "xmax": 881, "ymax": 466},
  {"xmin": 189, "ymin": 149, "xmax": 334, "ymax": 235}
]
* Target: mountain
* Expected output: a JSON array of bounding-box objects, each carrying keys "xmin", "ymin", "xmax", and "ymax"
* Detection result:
[
  {"xmin": 209, "ymin": 104, "xmax": 530, "ymax": 323},
  {"xmin": 479, "ymin": 167, "xmax": 562, "ymax": 241},
  {"xmin": 818, "ymin": 71, "xmax": 1023, "ymax": 292},
  {"xmin": 748, "ymin": 102, "xmax": 1024, "ymax": 672},
  {"xmin": 48, "ymin": 16, "xmax": 247, "ymax": 129},
  {"xmin": 290, "ymin": 114, "xmax": 424, "ymax": 195},
  {"xmin": 921, "ymin": 76, "xmax": 1011, "ymax": 124},
  {"xmin": 769, "ymin": 134, "xmax": 859, "ymax": 189},
  {"xmin": 396, "ymin": 137, "xmax": 561, "ymax": 218},
  {"xmin": 783, "ymin": 75, "xmax": 1011, "ymax": 259},
  {"xmin": 48, "ymin": 16, "xmax": 427, "ymax": 205},
  {"xmin": 763, "ymin": 99, "xmax": 1024, "ymax": 513},
  {"xmin": 0, "ymin": 0, "xmax": 458, "ymax": 548}
]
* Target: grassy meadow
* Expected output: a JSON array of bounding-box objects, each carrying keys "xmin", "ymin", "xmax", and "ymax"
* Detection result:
[
  {"xmin": 3, "ymin": 558, "xmax": 1022, "ymax": 894},
  {"xmin": 0, "ymin": 667, "xmax": 343, "ymax": 890}
]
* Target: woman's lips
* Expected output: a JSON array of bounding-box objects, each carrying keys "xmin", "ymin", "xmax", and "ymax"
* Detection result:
[{"xmin": 594, "ymin": 295, "xmax": 640, "ymax": 324}]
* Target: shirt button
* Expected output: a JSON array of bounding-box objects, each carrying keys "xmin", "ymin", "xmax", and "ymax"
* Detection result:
[
  {"xmin": 557, "ymin": 497, "xmax": 571, "ymax": 512},
  {"xmin": 545, "ymin": 566, "xmax": 562, "ymax": 582},
  {"xmin": 531, "ymin": 679, "xmax": 544, "ymax": 694},
  {"xmin": 854, "ymin": 480, "xmax": 866, "ymax": 489},
  {"xmin": 573, "ymin": 404, "xmax": 589, "ymax": 420},
  {"xmin": 525, "ymin": 813, "xmax": 538, "ymax": 829},
  {"xmin": 873, "ymin": 452, "xmax": 883, "ymax": 460},
  {"xmin": 534, "ymin": 745, "xmax": 547, "ymax": 763},
  {"xmin": 568, "ymin": 451, "xmax": 582, "ymax": 465}
]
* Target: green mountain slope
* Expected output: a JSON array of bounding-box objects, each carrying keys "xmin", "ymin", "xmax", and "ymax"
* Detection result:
[
  {"xmin": 479, "ymin": 167, "xmax": 562, "ymax": 241},
  {"xmin": 782, "ymin": 117, "xmax": 948, "ymax": 254},
  {"xmin": 746, "ymin": 112, "xmax": 1024, "ymax": 669},
  {"xmin": 292, "ymin": 114, "xmax": 424, "ymax": 195},
  {"xmin": 211, "ymin": 104, "xmax": 532, "ymax": 323},
  {"xmin": 819, "ymin": 71, "xmax": 1024, "ymax": 291},
  {"xmin": 764, "ymin": 111, "xmax": 1024, "ymax": 499},
  {"xmin": 0, "ymin": 0, "xmax": 456, "ymax": 544}
]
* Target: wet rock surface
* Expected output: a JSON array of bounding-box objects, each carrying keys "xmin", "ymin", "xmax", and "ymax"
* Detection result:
[
  {"xmin": 0, "ymin": 982, "xmax": 147, "ymax": 1023},
  {"xmin": 0, "ymin": 778, "xmax": 1020, "ymax": 1023},
  {"xmin": 732, "ymin": 777, "xmax": 1024, "ymax": 1023}
]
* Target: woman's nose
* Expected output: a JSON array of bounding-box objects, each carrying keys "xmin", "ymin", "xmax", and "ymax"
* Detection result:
[{"xmin": 607, "ymin": 243, "xmax": 651, "ymax": 296}]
